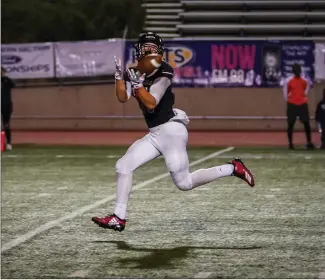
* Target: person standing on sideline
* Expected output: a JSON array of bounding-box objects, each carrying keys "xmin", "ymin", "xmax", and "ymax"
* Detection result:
[
  {"xmin": 315, "ymin": 89, "xmax": 325, "ymax": 149},
  {"xmin": 282, "ymin": 64, "xmax": 315, "ymax": 150},
  {"xmin": 1, "ymin": 67, "xmax": 15, "ymax": 150}
]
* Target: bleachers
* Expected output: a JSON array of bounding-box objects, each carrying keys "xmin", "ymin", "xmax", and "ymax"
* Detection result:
[
  {"xmin": 142, "ymin": 0, "xmax": 182, "ymax": 38},
  {"xmin": 179, "ymin": 0, "xmax": 325, "ymax": 38},
  {"xmin": 142, "ymin": 0, "xmax": 325, "ymax": 39}
]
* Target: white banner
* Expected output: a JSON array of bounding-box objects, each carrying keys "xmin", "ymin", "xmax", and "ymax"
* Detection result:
[
  {"xmin": 54, "ymin": 39, "xmax": 124, "ymax": 77},
  {"xmin": 1, "ymin": 43, "xmax": 54, "ymax": 79},
  {"xmin": 315, "ymin": 43, "xmax": 325, "ymax": 80}
]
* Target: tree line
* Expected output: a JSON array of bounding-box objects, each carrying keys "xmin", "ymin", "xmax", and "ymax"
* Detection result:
[{"xmin": 2, "ymin": 0, "xmax": 145, "ymax": 43}]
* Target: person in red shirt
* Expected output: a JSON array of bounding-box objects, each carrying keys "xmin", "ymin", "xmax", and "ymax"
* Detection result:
[{"xmin": 283, "ymin": 64, "xmax": 315, "ymax": 149}]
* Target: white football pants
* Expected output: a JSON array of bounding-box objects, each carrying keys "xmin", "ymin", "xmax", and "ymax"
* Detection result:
[{"xmin": 113, "ymin": 110, "xmax": 234, "ymax": 219}]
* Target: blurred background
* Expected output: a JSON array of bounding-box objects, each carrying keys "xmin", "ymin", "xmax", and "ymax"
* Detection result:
[{"xmin": 1, "ymin": 0, "xmax": 325, "ymax": 138}]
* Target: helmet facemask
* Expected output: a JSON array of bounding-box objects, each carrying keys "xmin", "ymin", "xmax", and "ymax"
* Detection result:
[{"xmin": 134, "ymin": 32, "xmax": 165, "ymax": 66}]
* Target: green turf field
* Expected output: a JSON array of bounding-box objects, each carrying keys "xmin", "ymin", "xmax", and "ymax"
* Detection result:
[{"xmin": 1, "ymin": 146, "xmax": 325, "ymax": 279}]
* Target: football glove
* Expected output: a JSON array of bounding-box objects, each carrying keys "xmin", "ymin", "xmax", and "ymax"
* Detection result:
[
  {"xmin": 114, "ymin": 56, "xmax": 123, "ymax": 80},
  {"xmin": 126, "ymin": 68, "xmax": 146, "ymax": 90}
]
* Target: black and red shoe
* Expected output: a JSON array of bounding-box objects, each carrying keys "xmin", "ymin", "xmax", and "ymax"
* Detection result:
[
  {"xmin": 91, "ymin": 214, "xmax": 126, "ymax": 232},
  {"xmin": 230, "ymin": 158, "xmax": 255, "ymax": 187}
]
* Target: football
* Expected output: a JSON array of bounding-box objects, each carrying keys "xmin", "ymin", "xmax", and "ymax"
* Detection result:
[{"xmin": 137, "ymin": 54, "xmax": 163, "ymax": 75}]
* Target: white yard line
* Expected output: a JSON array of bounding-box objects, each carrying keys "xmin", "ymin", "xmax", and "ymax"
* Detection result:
[
  {"xmin": 1, "ymin": 147, "xmax": 234, "ymax": 253},
  {"xmin": 217, "ymin": 154, "xmax": 325, "ymax": 160},
  {"xmin": 194, "ymin": 271, "xmax": 213, "ymax": 278},
  {"xmin": 37, "ymin": 193, "xmax": 51, "ymax": 198},
  {"xmin": 68, "ymin": 269, "xmax": 90, "ymax": 278}
]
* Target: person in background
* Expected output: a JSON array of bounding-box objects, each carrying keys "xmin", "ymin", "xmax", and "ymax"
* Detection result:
[
  {"xmin": 282, "ymin": 64, "xmax": 315, "ymax": 150},
  {"xmin": 315, "ymin": 89, "xmax": 325, "ymax": 149},
  {"xmin": 1, "ymin": 67, "xmax": 15, "ymax": 150}
]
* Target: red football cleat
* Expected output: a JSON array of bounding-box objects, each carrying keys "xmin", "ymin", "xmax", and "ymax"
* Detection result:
[
  {"xmin": 230, "ymin": 158, "xmax": 255, "ymax": 187},
  {"xmin": 92, "ymin": 214, "xmax": 126, "ymax": 232}
]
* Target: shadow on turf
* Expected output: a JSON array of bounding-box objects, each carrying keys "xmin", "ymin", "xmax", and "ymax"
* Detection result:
[{"xmin": 92, "ymin": 241, "xmax": 262, "ymax": 269}]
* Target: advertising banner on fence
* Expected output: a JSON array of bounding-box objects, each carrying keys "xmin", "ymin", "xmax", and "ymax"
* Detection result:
[
  {"xmin": 124, "ymin": 40, "xmax": 314, "ymax": 87},
  {"xmin": 315, "ymin": 43, "xmax": 325, "ymax": 81},
  {"xmin": 1, "ymin": 43, "xmax": 54, "ymax": 79},
  {"xmin": 55, "ymin": 39, "xmax": 124, "ymax": 77}
]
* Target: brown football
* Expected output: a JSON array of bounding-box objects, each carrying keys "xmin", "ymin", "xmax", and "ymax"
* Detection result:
[{"xmin": 136, "ymin": 54, "xmax": 163, "ymax": 75}]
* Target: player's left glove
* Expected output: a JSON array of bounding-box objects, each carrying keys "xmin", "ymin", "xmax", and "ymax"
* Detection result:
[{"xmin": 127, "ymin": 68, "xmax": 146, "ymax": 90}]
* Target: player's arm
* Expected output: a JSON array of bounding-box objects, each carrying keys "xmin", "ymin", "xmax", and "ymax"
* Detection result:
[
  {"xmin": 134, "ymin": 77, "xmax": 172, "ymax": 110},
  {"xmin": 114, "ymin": 56, "xmax": 131, "ymax": 103},
  {"xmin": 115, "ymin": 74, "xmax": 133, "ymax": 103},
  {"xmin": 303, "ymin": 77, "xmax": 310, "ymax": 95},
  {"xmin": 282, "ymin": 77, "xmax": 289, "ymax": 101}
]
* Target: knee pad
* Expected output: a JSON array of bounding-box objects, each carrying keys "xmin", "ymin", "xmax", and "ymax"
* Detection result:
[{"xmin": 170, "ymin": 171, "xmax": 192, "ymax": 191}]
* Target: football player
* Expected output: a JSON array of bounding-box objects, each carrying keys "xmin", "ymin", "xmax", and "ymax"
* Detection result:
[{"xmin": 92, "ymin": 32, "xmax": 255, "ymax": 232}]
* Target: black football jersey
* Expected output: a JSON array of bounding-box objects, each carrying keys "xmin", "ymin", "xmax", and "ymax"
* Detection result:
[{"xmin": 124, "ymin": 61, "xmax": 175, "ymax": 128}]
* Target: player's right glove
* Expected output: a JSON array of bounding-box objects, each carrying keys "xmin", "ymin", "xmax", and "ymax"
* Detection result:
[
  {"xmin": 114, "ymin": 56, "xmax": 123, "ymax": 80},
  {"xmin": 127, "ymin": 68, "xmax": 146, "ymax": 90}
]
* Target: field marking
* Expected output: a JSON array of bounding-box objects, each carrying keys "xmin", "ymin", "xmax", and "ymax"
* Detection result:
[
  {"xmin": 194, "ymin": 271, "xmax": 213, "ymax": 278},
  {"xmin": 217, "ymin": 154, "xmax": 325, "ymax": 160},
  {"xmin": 37, "ymin": 193, "xmax": 51, "ymax": 198},
  {"xmin": 1, "ymin": 146, "xmax": 234, "ymax": 253},
  {"xmin": 195, "ymin": 187, "xmax": 211, "ymax": 191},
  {"xmin": 68, "ymin": 269, "xmax": 89, "ymax": 278}
]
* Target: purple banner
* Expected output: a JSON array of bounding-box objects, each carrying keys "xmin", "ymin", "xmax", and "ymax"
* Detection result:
[{"xmin": 124, "ymin": 40, "xmax": 314, "ymax": 88}]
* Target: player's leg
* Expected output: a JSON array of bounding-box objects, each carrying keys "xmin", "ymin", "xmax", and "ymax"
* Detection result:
[
  {"xmin": 92, "ymin": 134, "xmax": 161, "ymax": 231},
  {"xmin": 287, "ymin": 103, "xmax": 297, "ymax": 149},
  {"xmin": 2, "ymin": 106, "xmax": 12, "ymax": 150},
  {"xmin": 320, "ymin": 122, "xmax": 325, "ymax": 149},
  {"xmin": 159, "ymin": 122, "xmax": 254, "ymax": 191},
  {"xmin": 114, "ymin": 135, "xmax": 161, "ymax": 218},
  {"xmin": 299, "ymin": 104, "xmax": 314, "ymax": 149}
]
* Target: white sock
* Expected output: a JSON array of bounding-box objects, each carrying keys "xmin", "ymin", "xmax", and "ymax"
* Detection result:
[
  {"xmin": 191, "ymin": 164, "xmax": 234, "ymax": 188},
  {"xmin": 114, "ymin": 172, "xmax": 132, "ymax": 220},
  {"xmin": 114, "ymin": 203, "xmax": 128, "ymax": 220}
]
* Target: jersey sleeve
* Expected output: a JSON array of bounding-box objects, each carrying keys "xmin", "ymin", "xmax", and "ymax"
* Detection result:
[{"xmin": 149, "ymin": 77, "xmax": 172, "ymax": 104}]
